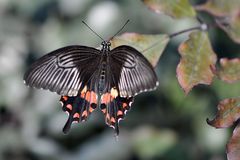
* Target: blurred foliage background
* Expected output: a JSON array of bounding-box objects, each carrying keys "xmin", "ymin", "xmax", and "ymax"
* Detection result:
[{"xmin": 1, "ymin": 0, "xmax": 240, "ymax": 160}]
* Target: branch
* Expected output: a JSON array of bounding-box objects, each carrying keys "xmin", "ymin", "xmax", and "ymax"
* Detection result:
[{"xmin": 169, "ymin": 23, "xmax": 208, "ymax": 38}]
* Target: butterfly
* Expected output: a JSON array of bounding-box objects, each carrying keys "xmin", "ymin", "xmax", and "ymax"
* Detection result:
[{"xmin": 23, "ymin": 22, "xmax": 158, "ymax": 135}]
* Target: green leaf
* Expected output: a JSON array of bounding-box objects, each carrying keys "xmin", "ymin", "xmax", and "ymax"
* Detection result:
[
  {"xmin": 216, "ymin": 10, "xmax": 240, "ymax": 44},
  {"xmin": 207, "ymin": 98, "xmax": 240, "ymax": 128},
  {"xmin": 111, "ymin": 32, "xmax": 170, "ymax": 67},
  {"xmin": 195, "ymin": 0, "xmax": 240, "ymax": 17},
  {"xmin": 218, "ymin": 58, "xmax": 240, "ymax": 83},
  {"xmin": 142, "ymin": 0, "xmax": 196, "ymax": 19},
  {"xmin": 176, "ymin": 31, "xmax": 217, "ymax": 94},
  {"xmin": 227, "ymin": 124, "xmax": 240, "ymax": 160}
]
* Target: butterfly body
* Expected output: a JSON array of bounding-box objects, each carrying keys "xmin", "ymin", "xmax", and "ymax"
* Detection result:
[{"xmin": 24, "ymin": 41, "xmax": 158, "ymax": 135}]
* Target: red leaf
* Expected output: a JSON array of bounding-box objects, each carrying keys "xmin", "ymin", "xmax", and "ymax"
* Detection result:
[
  {"xmin": 207, "ymin": 98, "xmax": 240, "ymax": 128},
  {"xmin": 227, "ymin": 123, "xmax": 240, "ymax": 160}
]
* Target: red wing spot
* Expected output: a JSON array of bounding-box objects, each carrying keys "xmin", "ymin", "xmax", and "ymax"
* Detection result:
[
  {"xmin": 80, "ymin": 86, "xmax": 87, "ymax": 98},
  {"xmin": 66, "ymin": 104, "xmax": 72, "ymax": 110},
  {"xmin": 106, "ymin": 113, "xmax": 110, "ymax": 120},
  {"xmin": 101, "ymin": 108, "xmax": 107, "ymax": 114},
  {"xmin": 73, "ymin": 113, "xmax": 80, "ymax": 119},
  {"xmin": 90, "ymin": 91, "xmax": 98, "ymax": 104},
  {"xmin": 122, "ymin": 103, "xmax": 128, "ymax": 109},
  {"xmin": 89, "ymin": 106, "xmax": 94, "ymax": 113},
  {"xmin": 85, "ymin": 91, "xmax": 91, "ymax": 102},
  {"xmin": 80, "ymin": 91, "xmax": 98, "ymax": 104},
  {"xmin": 117, "ymin": 110, "xmax": 123, "ymax": 116},
  {"xmin": 80, "ymin": 93, "xmax": 85, "ymax": 98},
  {"xmin": 62, "ymin": 96, "xmax": 68, "ymax": 101},
  {"xmin": 110, "ymin": 117, "xmax": 116, "ymax": 123},
  {"xmin": 82, "ymin": 110, "xmax": 88, "ymax": 117}
]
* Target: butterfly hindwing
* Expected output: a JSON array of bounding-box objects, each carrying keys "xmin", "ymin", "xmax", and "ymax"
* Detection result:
[
  {"xmin": 60, "ymin": 84, "xmax": 98, "ymax": 134},
  {"xmin": 24, "ymin": 45, "xmax": 101, "ymax": 96},
  {"xmin": 100, "ymin": 87, "xmax": 133, "ymax": 135}
]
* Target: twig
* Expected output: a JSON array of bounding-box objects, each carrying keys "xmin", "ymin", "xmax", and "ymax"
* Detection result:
[{"xmin": 169, "ymin": 24, "xmax": 208, "ymax": 38}]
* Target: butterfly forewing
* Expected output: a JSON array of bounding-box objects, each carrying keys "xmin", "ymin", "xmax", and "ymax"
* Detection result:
[
  {"xmin": 24, "ymin": 45, "xmax": 101, "ymax": 96},
  {"xmin": 109, "ymin": 45, "xmax": 159, "ymax": 97}
]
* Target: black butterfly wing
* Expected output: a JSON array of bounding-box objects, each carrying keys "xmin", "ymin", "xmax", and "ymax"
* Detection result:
[
  {"xmin": 60, "ymin": 83, "xmax": 98, "ymax": 134},
  {"xmin": 109, "ymin": 45, "xmax": 159, "ymax": 97},
  {"xmin": 100, "ymin": 87, "xmax": 133, "ymax": 135},
  {"xmin": 100, "ymin": 45, "xmax": 158, "ymax": 135},
  {"xmin": 24, "ymin": 45, "xmax": 101, "ymax": 96}
]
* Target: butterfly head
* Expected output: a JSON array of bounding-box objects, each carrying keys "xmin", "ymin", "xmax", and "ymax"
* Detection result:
[{"xmin": 101, "ymin": 41, "xmax": 111, "ymax": 51}]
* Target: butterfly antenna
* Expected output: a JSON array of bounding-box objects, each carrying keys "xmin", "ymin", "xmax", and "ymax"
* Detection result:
[
  {"xmin": 82, "ymin": 21, "xmax": 105, "ymax": 41},
  {"xmin": 108, "ymin": 19, "xmax": 130, "ymax": 41}
]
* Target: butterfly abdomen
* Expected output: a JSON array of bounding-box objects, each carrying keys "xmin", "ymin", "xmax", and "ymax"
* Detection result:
[{"xmin": 98, "ymin": 60, "xmax": 108, "ymax": 94}]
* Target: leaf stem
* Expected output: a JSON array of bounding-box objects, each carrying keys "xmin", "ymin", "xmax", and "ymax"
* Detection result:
[{"xmin": 169, "ymin": 23, "xmax": 208, "ymax": 38}]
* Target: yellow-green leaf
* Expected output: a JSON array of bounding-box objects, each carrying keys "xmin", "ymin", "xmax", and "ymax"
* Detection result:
[
  {"xmin": 111, "ymin": 32, "xmax": 170, "ymax": 67},
  {"xmin": 142, "ymin": 0, "xmax": 196, "ymax": 19},
  {"xmin": 227, "ymin": 124, "xmax": 240, "ymax": 160},
  {"xmin": 216, "ymin": 10, "xmax": 240, "ymax": 44},
  {"xmin": 176, "ymin": 31, "xmax": 217, "ymax": 94},
  {"xmin": 218, "ymin": 58, "xmax": 240, "ymax": 83},
  {"xmin": 195, "ymin": 0, "xmax": 240, "ymax": 17},
  {"xmin": 207, "ymin": 98, "xmax": 240, "ymax": 128}
]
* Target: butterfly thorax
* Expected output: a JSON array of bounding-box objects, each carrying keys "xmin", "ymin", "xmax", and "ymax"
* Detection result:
[{"xmin": 101, "ymin": 41, "xmax": 111, "ymax": 54}]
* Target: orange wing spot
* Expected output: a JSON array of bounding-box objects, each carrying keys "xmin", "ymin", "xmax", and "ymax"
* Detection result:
[
  {"xmin": 122, "ymin": 103, "xmax": 128, "ymax": 108},
  {"xmin": 62, "ymin": 96, "xmax": 68, "ymax": 101},
  {"xmin": 110, "ymin": 117, "xmax": 116, "ymax": 123},
  {"xmin": 117, "ymin": 110, "xmax": 123, "ymax": 116},
  {"xmin": 73, "ymin": 113, "xmax": 80, "ymax": 119},
  {"xmin": 101, "ymin": 93, "xmax": 111, "ymax": 104},
  {"xmin": 101, "ymin": 108, "xmax": 107, "ymax": 114},
  {"xmin": 82, "ymin": 110, "xmax": 88, "ymax": 117},
  {"xmin": 66, "ymin": 104, "xmax": 72, "ymax": 110}
]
